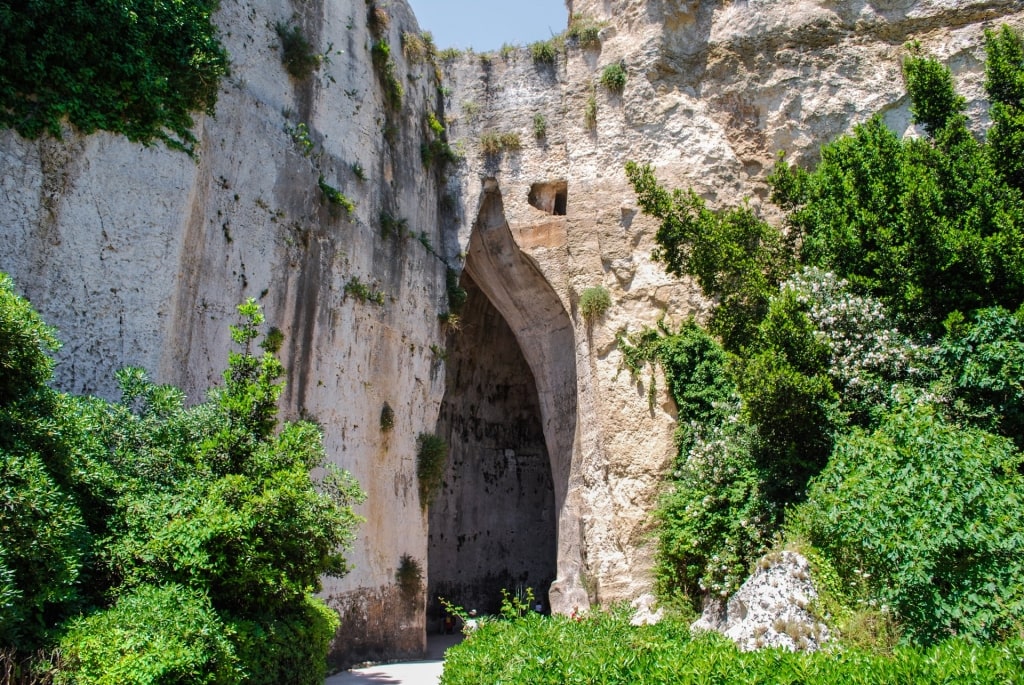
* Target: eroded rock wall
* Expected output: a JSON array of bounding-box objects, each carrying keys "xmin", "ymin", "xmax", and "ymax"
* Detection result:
[
  {"xmin": 0, "ymin": 0, "xmax": 451, "ymax": 667},
  {"xmin": 439, "ymin": 0, "xmax": 1024, "ymax": 615}
]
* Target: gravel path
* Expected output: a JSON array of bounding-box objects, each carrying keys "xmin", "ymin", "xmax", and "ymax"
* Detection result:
[{"xmin": 324, "ymin": 634, "xmax": 461, "ymax": 685}]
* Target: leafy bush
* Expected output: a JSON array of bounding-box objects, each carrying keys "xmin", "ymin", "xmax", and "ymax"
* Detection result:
[
  {"xmin": 396, "ymin": 554, "xmax": 423, "ymax": 601},
  {"xmin": 579, "ymin": 286, "xmax": 611, "ymax": 322},
  {"xmin": 0, "ymin": 282, "xmax": 366, "ymax": 681},
  {"xmin": 59, "ymin": 584, "xmax": 241, "ymax": 685},
  {"xmin": 600, "ymin": 62, "xmax": 627, "ymax": 93},
  {"xmin": 371, "ymin": 40, "xmax": 404, "ymax": 110},
  {"xmin": 793, "ymin": 403, "xmax": 1024, "ymax": 645},
  {"xmin": 567, "ymin": 14, "xmax": 605, "ymax": 49},
  {"xmin": 773, "ymin": 36, "xmax": 1024, "ymax": 335},
  {"xmin": 440, "ymin": 610, "xmax": 1024, "ymax": 684},
  {"xmin": 318, "ymin": 176, "xmax": 355, "ymax": 213},
  {"xmin": 416, "ymin": 433, "xmax": 448, "ymax": 508},
  {"xmin": 626, "ymin": 161, "xmax": 794, "ymax": 352},
  {"xmin": 275, "ymin": 22, "xmax": 322, "ymax": 79},
  {"xmin": 533, "ymin": 114, "xmax": 547, "ymax": 139},
  {"xmin": 0, "ymin": 0, "xmax": 229, "ymax": 154},
  {"xmin": 479, "ymin": 131, "xmax": 521, "ymax": 156},
  {"xmin": 344, "ymin": 276, "xmax": 385, "ymax": 305},
  {"xmin": 530, "ymin": 38, "xmax": 562, "ymax": 65},
  {"xmin": 584, "ymin": 90, "xmax": 598, "ymax": 130}
]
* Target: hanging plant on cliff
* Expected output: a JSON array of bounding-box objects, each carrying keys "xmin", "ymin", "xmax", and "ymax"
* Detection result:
[{"xmin": 0, "ymin": 0, "xmax": 229, "ymax": 154}]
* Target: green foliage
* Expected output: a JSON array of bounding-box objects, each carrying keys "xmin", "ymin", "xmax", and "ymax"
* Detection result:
[
  {"xmin": 0, "ymin": 0, "xmax": 228, "ymax": 154},
  {"xmin": 499, "ymin": 587, "xmax": 535, "ymax": 620},
  {"xmin": 479, "ymin": 131, "xmax": 522, "ymax": 156},
  {"xmin": 584, "ymin": 89, "xmax": 598, "ymax": 130},
  {"xmin": 401, "ymin": 31, "xmax": 431, "ymax": 64},
  {"xmin": 438, "ymin": 47, "xmax": 463, "ymax": 61},
  {"xmin": 380, "ymin": 212, "xmax": 408, "ymax": 240},
  {"xmin": 657, "ymin": 408, "xmax": 775, "ymax": 606},
  {"xmin": 932, "ymin": 305, "xmax": 1024, "ymax": 447},
  {"xmin": 446, "ymin": 269, "xmax": 468, "ymax": 315},
  {"xmin": 59, "ymin": 583, "xmax": 241, "ymax": 684},
  {"xmin": 780, "ymin": 50, "xmax": 1024, "ymax": 334},
  {"xmin": 903, "ymin": 44, "xmax": 966, "ymax": 136},
  {"xmin": 371, "ymin": 40, "xmax": 404, "ymax": 110},
  {"xmin": 0, "ymin": 283, "xmax": 365, "ymax": 682},
  {"xmin": 567, "ymin": 14, "xmax": 605, "ymax": 49},
  {"xmin": 0, "ymin": 273, "xmax": 59, "ymax": 405},
  {"xmin": 533, "ymin": 113, "xmax": 547, "ymax": 139},
  {"xmin": 416, "ymin": 433, "xmax": 448, "ymax": 508},
  {"xmin": 600, "ymin": 62, "xmax": 627, "ymax": 93},
  {"xmin": 579, "ymin": 286, "xmax": 611, "ymax": 323},
  {"xmin": 421, "ymin": 112, "xmax": 460, "ymax": 168},
  {"xmin": 275, "ymin": 22, "xmax": 322, "ymax": 79},
  {"xmin": 318, "ymin": 175, "xmax": 355, "ymax": 213},
  {"xmin": 286, "ymin": 122, "xmax": 316, "ymax": 157},
  {"xmin": 530, "ymin": 38, "xmax": 562, "ymax": 65},
  {"xmin": 344, "ymin": 276, "xmax": 386, "ymax": 305},
  {"xmin": 984, "ymin": 25, "xmax": 1024, "ymax": 190},
  {"xmin": 440, "ymin": 611, "xmax": 1024, "ymax": 684},
  {"xmin": 229, "ymin": 595, "xmax": 339, "ymax": 685},
  {"xmin": 625, "ymin": 161, "xmax": 794, "ymax": 352},
  {"xmin": 794, "ymin": 403, "xmax": 1024, "ymax": 645}
]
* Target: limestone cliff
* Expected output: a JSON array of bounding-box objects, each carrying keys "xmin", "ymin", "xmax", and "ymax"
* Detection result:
[{"xmin": 1, "ymin": 0, "xmax": 1022, "ymax": 666}]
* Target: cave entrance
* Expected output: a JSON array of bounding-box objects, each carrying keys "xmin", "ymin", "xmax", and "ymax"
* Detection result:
[
  {"xmin": 427, "ymin": 273, "xmax": 556, "ymax": 621},
  {"xmin": 427, "ymin": 180, "xmax": 578, "ymax": 627}
]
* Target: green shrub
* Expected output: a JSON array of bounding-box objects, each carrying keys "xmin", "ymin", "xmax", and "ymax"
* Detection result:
[
  {"xmin": 479, "ymin": 131, "xmax": 521, "ymax": 156},
  {"xmin": 530, "ymin": 38, "xmax": 562, "ymax": 64},
  {"xmin": 343, "ymin": 276, "xmax": 385, "ymax": 305},
  {"xmin": 371, "ymin": 40, "xmax": 404, "ymax": 110},
  {"xmin": 416, "ymin": 433, "xmax": 448, "ymax": 508},
  {"xmin": 0, "ymin": 0, "xmax": 228, "ymax": 154},
  {"xmin": 229, "ymin": 595, "xmax": 339, "ymax": 685},
  {"xmin": 533, "ymin": 114, "xmax": 547, "ymax": 139},
  {"xmin": 793, "ymin": 403, "xmax": 1024, "ymax": 645},
  {"xmin": 567, "ymin": 14, "xmax": 605, "ymax": 49},
  {"xmin": 440, "ymin": 610, "xmax": 1024, "ymax": 684},
  {"xmin": 446, "ymin": 269, "xmax": 468, "ymax": 315},
  {"xmin": 600, "ymin": 62, "xmax": 627, "ymax": 93},
  {"xmin": 59, "ymin": 583, "xmax": 241, "ymax": 684},
  {"xmin": 584, "ymin": 90, "xmax": 598, "ymax": 130},
  {"xmin": 318, "ymin": 176, "xmax": 355, "ymax": 214},
  {"xmin": 275, "ymin": 22, "xmax": 322, "ymax": 79},
  {"xmin": 579, "ymin": 286, "xmax": 611, "ymax": 322}
]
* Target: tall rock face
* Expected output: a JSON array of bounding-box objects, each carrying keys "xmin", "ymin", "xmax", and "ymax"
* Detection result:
[
  {"xmin": 0, "ymin": 0, "xmax": 452, "ymax": 666},
  {"xmin": 434, "ymin": 0, "xmax": 1024, "ymax": 621},
  {"xmin": 2, "ymin": 0, "xmax": 1023, "ymax": 666}
]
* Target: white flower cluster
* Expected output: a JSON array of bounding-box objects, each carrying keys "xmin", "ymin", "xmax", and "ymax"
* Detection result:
[{"xmin": 781, "ymin": 267, "xmax": 925, "ymax": 408}]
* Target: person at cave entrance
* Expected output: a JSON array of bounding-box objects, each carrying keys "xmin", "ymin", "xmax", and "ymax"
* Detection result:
[{"xmin": 443, "ymin": 613, "xmax": 455, "ymax": 634}]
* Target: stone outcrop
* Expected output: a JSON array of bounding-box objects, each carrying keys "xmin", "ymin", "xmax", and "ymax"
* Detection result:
[
  {"xmin": 2, "ymin": 0, "xmax": 1022, "ymax": 665},
  {"xmin": 692, "ymin": 551, "xmax": 829, "ymax": 652}
]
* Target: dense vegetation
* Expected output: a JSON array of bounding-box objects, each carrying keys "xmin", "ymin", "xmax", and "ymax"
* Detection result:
[
  {"xmin": 0, "ymin": 275, "xmax": 364, "ymax": 683},
  {"xmin": 619, "ymin": 26, "xmax": 1024, "ymax": 648},
  {"xmin": 441, "ymin": 609, "xmax": 1024, "ymax": 684},
  {"xmin": 0, "ymin": 0, "xmax": 229, "ymax": 154}
]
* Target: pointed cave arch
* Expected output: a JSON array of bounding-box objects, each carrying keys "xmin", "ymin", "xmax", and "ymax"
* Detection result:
[{"xmin": 427, "ymin": 180, "xmax": 580, "ymax": 625}]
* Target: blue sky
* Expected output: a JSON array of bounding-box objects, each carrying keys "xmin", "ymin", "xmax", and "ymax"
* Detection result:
[{"xmin": 407, "ymin": 0, "xmax": 568, "ymax": 51}]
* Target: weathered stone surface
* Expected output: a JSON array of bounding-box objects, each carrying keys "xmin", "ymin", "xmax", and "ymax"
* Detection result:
[
  {"xmin": 692, "ymin": 551, "xmax": 829, "ymax": 652},
  {"xmin": 1, "ymin": 0, "xmax": 1022, "ymax": 663}
]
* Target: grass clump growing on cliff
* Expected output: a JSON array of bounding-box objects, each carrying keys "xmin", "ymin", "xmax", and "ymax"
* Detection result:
[
  {"xmin": 584, "ymin": 89, "xmax": 598, "ymax": 130},
  {"xmin": 371, "ymin": 40, "xmax": 404, "ymax": 110},
  {"xmin": 416, "ymin": 433, "xmax": 448, "ymax": 508},
  {"xmin": 0, "ymin": 0, "xmax": 228, "ymax": 155},
  {"xmin": 344, "ymin": 276, "xmax": 385, "ymax": 305},
  {"xmin": 275, "ymin": 22, "xmax": 322, "ymax": 78},
  {"xmin": 567, "ymin": 14, "xmax": 606, "ymax": 49},
  {"xmin": 533, "ymin": 114, "xmax": 548, "ymax": 139},
  {"xmin": 600, "ymin": 62, "xmax": 627, "ymax": 93},
  {"xmin": 480, "ymin": 131, "xmax": 522, "ymax": 156},
  {"xmin": 579, "ymin": 286, "xmax": 612, "ymax": 323},
  {"xmin": 318, "ymin": 176, "xmax": 355, "ymax": 214},
  {"xmin": 530, "ymin": 37, "xmax": 563, "ymax": 65}
]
